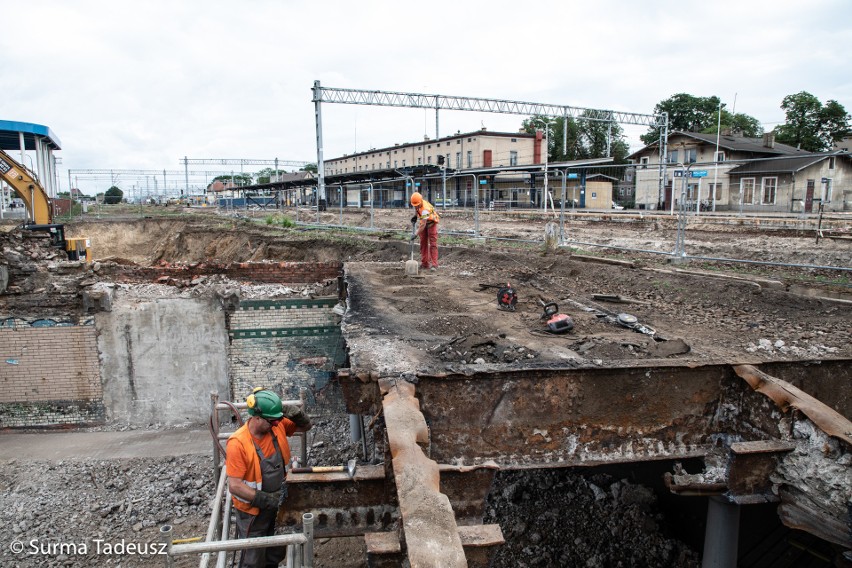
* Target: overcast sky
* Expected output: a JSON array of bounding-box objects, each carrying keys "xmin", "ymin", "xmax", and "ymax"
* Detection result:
[{"xmin": 2, "ymin": 0, "xmax": 850, "ymax": 194}]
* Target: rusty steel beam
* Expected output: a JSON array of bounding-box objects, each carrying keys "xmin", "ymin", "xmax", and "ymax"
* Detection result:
[
  {"xmin": 278, "ymin": 465, "xmax": 398, "ymax": 537},
  {"xmin": 412, "ymin": 362, "xmax": 851, "ymax": 467},
  {"xmin": 416, "ymin": 365, "xmax": 735, "ymax": 466},
  {"xmin": 438, "ymin": 463, "xmax": 499, "ymax": 525},
  {"xmin": 727, "ymin": 440, "xmax": 795, "ymax": 501},
  {"xmin": 278, "ymin": 461, "xmax": 503, "ymax": 541}
]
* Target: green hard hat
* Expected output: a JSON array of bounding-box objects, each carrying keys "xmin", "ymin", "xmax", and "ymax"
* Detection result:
[{"xmin": 246, "ymin": 388, "xmax": 284, "ymax": 419}]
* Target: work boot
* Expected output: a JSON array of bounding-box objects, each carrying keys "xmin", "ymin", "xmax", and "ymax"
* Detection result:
[{"xmin": 429, "ymin": 266, "xmax": 437, "ymax": 272}]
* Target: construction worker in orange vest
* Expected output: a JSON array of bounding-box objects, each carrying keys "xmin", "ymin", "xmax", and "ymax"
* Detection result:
[
  {"xmin": 226, "ymin": 388, "xmax": 311, "ymax": 567},
  {"xmin": 410, "ymin": 191, "xmax": 440, "ymax": 271}
]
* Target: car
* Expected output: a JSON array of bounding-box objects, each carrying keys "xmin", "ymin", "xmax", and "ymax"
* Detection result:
[{"xmin": 612, "ymin": 201, "xmax": 625, "ymax": 210}]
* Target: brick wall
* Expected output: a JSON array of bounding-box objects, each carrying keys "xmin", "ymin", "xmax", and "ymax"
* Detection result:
[
  {"xmin": 0, "ymin": 326, "xmax": 105, "ymax": 427},
  {"xmin": 228, "ymin": 298, "xmax": 347, "ymax": 416},
  {"xmin": 102, "ymin": 261, "xmax": 343, "ymax": 285}
]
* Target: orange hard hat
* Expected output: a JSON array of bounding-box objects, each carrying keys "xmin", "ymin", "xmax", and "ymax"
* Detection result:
[{"xmin": 410, "ymin": 192, "xmax": 422, "ymax": 206}]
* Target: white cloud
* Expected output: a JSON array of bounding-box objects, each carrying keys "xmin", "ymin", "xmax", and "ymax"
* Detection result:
[{"xmin": 1, "ymin": 0, "xmax": 849, "ymax": 194}]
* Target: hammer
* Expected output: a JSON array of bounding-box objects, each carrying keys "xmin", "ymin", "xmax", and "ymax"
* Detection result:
[{"xmin": 291, "ymin": 458, "xmax": 356, "ymax": 478}]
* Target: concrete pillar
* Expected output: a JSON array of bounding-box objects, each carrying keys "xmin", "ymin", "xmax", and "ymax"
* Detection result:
[{"xmin": 702, "ymin": 497, "xmax": 740, "ymax": 568}]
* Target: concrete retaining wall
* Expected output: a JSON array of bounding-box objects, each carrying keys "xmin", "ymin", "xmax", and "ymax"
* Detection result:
[
  {"xmin": 0, "ymin": 325, "xmax": 105, "ymax": 427},
  {"xmin": 97, "ymin": 297, "xmax": 230, "ymax": 425}
]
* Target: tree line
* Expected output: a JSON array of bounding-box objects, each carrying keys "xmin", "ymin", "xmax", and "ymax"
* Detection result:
[{"xmin": 524, "ymin": 91, "xmax": 851, "ymax": 164}]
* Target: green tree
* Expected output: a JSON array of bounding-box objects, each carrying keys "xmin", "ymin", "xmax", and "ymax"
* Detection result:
[
  {"xmin": 522, "ymin": 114, "xmax": 629, "ymax": 163},
  {"xmin": 640, "ymin": 94, "xmax": 761, "ymax": 145},
  {"xmin": 640, "ymin": 94, "xmax": 721, "ymax": 144},
  {"xmin": 700, "ymin": 110, "xmax": 763, "ymax": 137},
  {"xmin": 211, "ymin": 173, "xmax": 253, "ymax": 186},
  {"xmin": 773, "ymin": 91, "xmax": 851, "ymax": 151},
  {"xmin": 301, "ymin": 163, "xmax": 318, "ymax": 174},
  {"xmin": 254, "ymin": 168, "xmax": 288, "ymax": 184},
  {"xmin": 104, "ymin": 186, "xmax": 123, "ymax": 205}
]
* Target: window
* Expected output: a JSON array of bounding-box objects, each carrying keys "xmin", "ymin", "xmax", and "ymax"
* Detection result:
[
  {"xmin": 509, "ymin": 151, "xmax": 518, "ymax": 166},
  {"xmin": 640, "ymin": 156, "xmax": 649, "ymax": 169},
  {"xmin": 402, "ymin": 160, "xmax": 406, "ymax": 167},
  {"xmin": 714, "ymin": 151, "xmax": 725, "ymax": 162},
  {"xmin": 417, "ymin": 157, "xmax": 422, "ymax": 165},
  {"xmin": 457, "ymin": 140, "xmax": 461, "ymax": 144},
  {"xmin": 427, "ymin": 156, "xmax": 432, "ymax": 164},
  {"xmin": 823, "ymin": 178, "xmax": 833, "ymax": 202},
  {"xmin": 386, "ymin": 161, "xmax": 390, "ymax": 168},
  {"xmin": 685, "ymin": 148, "xmax": 697, "ymax": 163},
  {"xmin": 466, "ymin": 150, "xmax": 473, "ymax": 168},
  {"xmin": 456, "ymin": 152, "xmax": 461, "ymax": 169},
  {"xmin": 394, "ymin": 150, "xmax": 398, "ymax": 154},
  {"xmin": 687, "ymin": 183, "xmax": 699, "ymax": 200},
  {"xmin": 709, "ymin": 183, "xmax": 723, "ymax": 200},
  {"xmin": 427, "ymin": 145, "xmax": 431, "ymax": 149},
  {"xmin": 511, "ymin": 138, "xmax": 517, "ymax": 143},
  {"xmin": 742, "ymin": 178, "xmax": 756, "ymax": 204},
  {"xmin": 667, "ymin": 150, "xmax": 679, "ymax": 164},
  {"xmin": 761, "ymin": 177, "xmax": 777, "ymax": 204},
  {"xmin": 828, "ymin": 156, "xmax": 835, "ymax": 169},
  {"xmin": 394, "ymin": 160, "xmax": 397, "ymax": 168}
]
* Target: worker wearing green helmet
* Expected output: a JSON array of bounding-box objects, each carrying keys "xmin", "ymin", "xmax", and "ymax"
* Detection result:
[{"xmin": 226, "ymin": 388, "xmax": 312, "ymax": 567}]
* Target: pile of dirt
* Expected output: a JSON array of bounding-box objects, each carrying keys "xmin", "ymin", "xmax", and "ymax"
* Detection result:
[{"xmin": 485, "ymin": 469, "xmax": 700, "ymax": 568}]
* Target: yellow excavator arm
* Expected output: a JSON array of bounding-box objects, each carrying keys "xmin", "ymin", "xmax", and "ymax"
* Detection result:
[{"xmin": 0, "ymin": 148, "xmax": 52, "ymax": 225}]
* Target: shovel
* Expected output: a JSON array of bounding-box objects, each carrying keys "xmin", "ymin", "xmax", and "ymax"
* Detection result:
[{"xmin": 405, "ymin": 219, "xmax": 419, "ymax": 276}]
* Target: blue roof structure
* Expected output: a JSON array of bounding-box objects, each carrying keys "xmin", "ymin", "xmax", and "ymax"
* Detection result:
[{"xmin": 0, "ymin": 120, "xmax": 62, "ymax": 151}]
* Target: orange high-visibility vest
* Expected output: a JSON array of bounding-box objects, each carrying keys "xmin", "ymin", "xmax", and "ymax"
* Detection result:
[
  {"xmin": 416, "ymin": 199, "xmax": 440, "ymax": 225},
  {"xmin": 226, "ymin": 419, "xmax": 296, "ymax": 515}
]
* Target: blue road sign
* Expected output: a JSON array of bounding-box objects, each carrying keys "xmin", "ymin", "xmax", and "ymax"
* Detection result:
[
  {"xmin": 691, "ymin": 170, "xmax": 708, "ymax": 178},
  {"xmin": 567, "ymin": 173, "xmax": 579, "ymax": 179},
  {"xmin": 479, "ymin": 179, "xmax": 487, "ymax": 185}
]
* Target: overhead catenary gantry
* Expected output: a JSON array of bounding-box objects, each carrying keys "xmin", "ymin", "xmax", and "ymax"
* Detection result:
[
  {"xmin": 67, "ymin": 168, "xmax": 239, "ymax": 199},
  {"xmin": 310, "ymin": 80, "xmax": 669, "ymax": 201}
]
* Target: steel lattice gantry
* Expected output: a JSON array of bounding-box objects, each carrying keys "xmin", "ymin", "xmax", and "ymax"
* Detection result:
[
  {"xmin": 310, "ymin": 80, "xmax": 669, "ymax": 201},
  {"xmin": 312, "ymin": 84, "xmax": 665, "ymax": 127},
  {"xmin": 183, "ymin": 158, "xmax": 311, "ymax": 168}
]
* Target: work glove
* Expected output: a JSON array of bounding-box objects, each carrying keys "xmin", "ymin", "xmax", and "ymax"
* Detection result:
[
  {"xmin": 250, "ymin": 490, "xmax": 281, "ymax": 510},
  {"xmin": 290, "ymin": 411, "xmax": 312, "ymax": 430},
  {"xmin": 410, "ymin": 215, "xmax": 417, "ymax": 224},
  {"xmin": 282, "ymin": 405, "xmax": 312, "ymax": 429},
  {"xmin": 409, "ymin": 233, "xmax": 417, "ymax": 241}
]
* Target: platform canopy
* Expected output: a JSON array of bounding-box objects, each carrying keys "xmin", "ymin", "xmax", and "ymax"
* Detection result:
[{"xmin": 0, "ymin": 120, "xmax": 62, "ymax": 151}]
